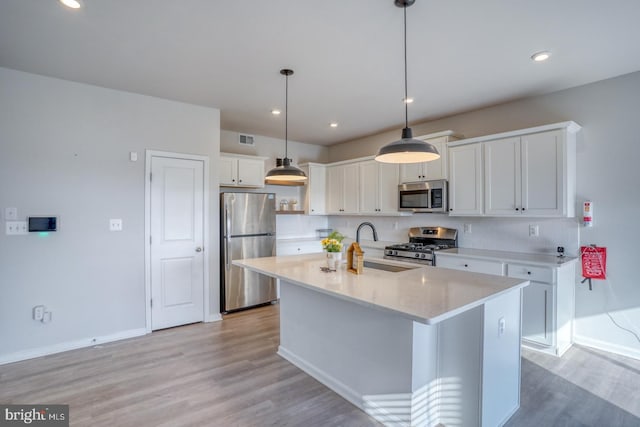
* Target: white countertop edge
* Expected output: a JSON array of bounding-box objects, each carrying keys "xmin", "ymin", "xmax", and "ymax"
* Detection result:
[
  {"xmin": 437, "ymin": 248, "xmax": 578, "ymax": 267},
  {"xmin": 233, "ymin": 256, "xmax": 529, "ymax": 325}
]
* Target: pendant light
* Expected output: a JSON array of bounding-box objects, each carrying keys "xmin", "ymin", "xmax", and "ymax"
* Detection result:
[
  {"xmin": 265, "ymin": 69, "xmax": 308, "ymax": 183},
  {"xmin": 375, "ymin": 0, "xmax": 440, "ymax": 164}
]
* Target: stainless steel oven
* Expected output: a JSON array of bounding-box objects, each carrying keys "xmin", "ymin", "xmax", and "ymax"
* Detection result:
[
  {"xmin": 398, "ymin": 179, "xmax": 448, "ymax": 213},
  {"xmin": 384, "ymin": 226, "xmax": 458, "ymax": 265}
]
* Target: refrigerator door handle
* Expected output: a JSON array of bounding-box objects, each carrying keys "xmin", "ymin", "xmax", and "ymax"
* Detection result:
[{"xmin": 224, "ymin": 206, "xmax": 231, "ymax": 269}]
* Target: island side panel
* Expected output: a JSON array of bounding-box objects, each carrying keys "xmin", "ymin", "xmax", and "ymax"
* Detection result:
[
  {"xmin": 481, "ymin": 287, "xmax": 522, "ymax": 427},
  {"xmin": 277, "ymin": 279, "xmax": 439, "ymax": 426},
  {"xmin": 437, "ymin": 305, "xmax": 484, "ymax": 427}
]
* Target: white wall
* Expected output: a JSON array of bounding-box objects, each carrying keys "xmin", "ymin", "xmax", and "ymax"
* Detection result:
[
  {"xmin": 0, "ymin": 68, "xmax": 221, "ymax": 362},
  {"xmin": 328, "ymin": 71, "xmax": 640, "ymax": 359},
  {"xmin": 220, "ymin": 129, "xmax": 329, "ymax": 166}
]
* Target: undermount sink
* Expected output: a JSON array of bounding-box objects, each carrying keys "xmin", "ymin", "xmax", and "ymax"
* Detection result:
[{"xmin": 363, "ymin": 260, "xmax": 417, "ymax": 273}]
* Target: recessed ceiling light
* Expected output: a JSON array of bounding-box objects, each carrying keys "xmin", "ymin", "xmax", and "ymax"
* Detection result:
[
  {"xmin": 403, "ymin": 97, "xmax": 414, "ymax": 104},
  {"xmin": 329, "ymin": 122, "xmax": 338, "ymax": 128},
  {"xmin": 59, "ymin": 0, "xmax": 82, "ymax": 9},
  {"xmin": 271, "ymin": 109, "xmax": 281, "ymax": 115},
  {"xmin": 531, "ymin": 51, "xmax": 551, "ymax": 62}
]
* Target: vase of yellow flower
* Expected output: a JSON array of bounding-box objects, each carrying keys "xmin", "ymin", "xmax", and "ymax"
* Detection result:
[{"xmin": 321, "ymin": 231, "xmax": 345, "ymax": 270}]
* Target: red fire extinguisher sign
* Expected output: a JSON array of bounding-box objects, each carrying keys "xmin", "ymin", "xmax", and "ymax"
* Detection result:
[{"xmin": 581, "ymin": 246, "xmax": 607, "ymax": 280}]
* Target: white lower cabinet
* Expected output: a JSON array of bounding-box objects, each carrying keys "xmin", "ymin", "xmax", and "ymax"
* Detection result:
[
  {"xmin": 436, "ymin": 251, "xmax": 575, "ymax": 356},
  {"xmin": 521, "ymin": 282, "xmax": 553, "ymax": 346},
  {"xmin": 276, "ymin": 239, "xmax": 322, "ymax": 256},
  {"xmin": 435, "ymin": 254, "xmax": 505, "ymax": 276}
]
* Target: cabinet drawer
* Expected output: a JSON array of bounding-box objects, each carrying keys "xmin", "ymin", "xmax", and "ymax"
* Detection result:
[
  {"xmin": 436, "ymin": 256, "xmax": 505, "ymax": 276},
  {"xmin": 507, "ymin": 264, "xmax": 553, "ymax": 283},
  {"xmin": 277, "ymin": 240, "xmax": 322, "ymax": 256}
]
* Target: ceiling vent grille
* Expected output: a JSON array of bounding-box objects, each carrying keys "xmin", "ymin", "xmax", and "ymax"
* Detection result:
[{"xmin": 239, "ymin": 134, "xmax": 255, "ymax": 146}]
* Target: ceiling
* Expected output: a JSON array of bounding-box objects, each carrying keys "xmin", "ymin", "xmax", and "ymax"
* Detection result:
[{"xmin": 2, "ymin": 1, "xmax": 640, "ymax": 146}]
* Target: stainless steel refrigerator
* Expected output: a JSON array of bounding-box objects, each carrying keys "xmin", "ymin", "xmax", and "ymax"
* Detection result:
[{"xmin": 221, "ymin": 192, "xmax": 277, "ymax": 312}]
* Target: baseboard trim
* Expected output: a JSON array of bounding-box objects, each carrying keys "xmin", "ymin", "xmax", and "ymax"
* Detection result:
[
  {"xmin": 277, "ymin": 346, "xmax": 362, "ymax": 409},
  {"xmin": 573, "ymin": 334, "xmax": 640, "ymax": 361},
  {"xmin": 206, "ymin": 313, "xmax": 223, "ymax": 323},
  {"xmin": 277, "ymin": 346, "xmax": 410, "ymax": 426},
  {"xmin": 0, "ymin": 328, "xmax": 147, "ymax": 366}
]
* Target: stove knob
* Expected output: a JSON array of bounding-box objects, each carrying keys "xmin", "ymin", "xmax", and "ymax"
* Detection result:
[
  {"xmin": 393, "ymin": 250, "xmax": 398, "ymax": 256},
  {"xmin": 414, "ymin": 253, "xmax": 420, "ymax": 258},
  {"xmin": 420, "ymin": 254, "xmax": 426, "ymax": 259}
]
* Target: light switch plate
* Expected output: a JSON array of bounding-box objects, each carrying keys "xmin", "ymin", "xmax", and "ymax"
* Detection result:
[
  {"xmin": 529, "ymin": 224, "xmax": 539, "ymax": 237},
  {"xmin": 6, "ymin": 221, "xmax": 27, "ymax": 235},
  {"xmin": 464, "ymin": 223, "xmax": 472, "ymax": 233},
  {"xmin": 109, "ymin": 219, "xmax": 123, "ymax": 231}
]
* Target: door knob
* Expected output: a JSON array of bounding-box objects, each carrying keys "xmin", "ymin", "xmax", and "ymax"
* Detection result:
[{"xmin": 195, "ymin": 247, "xmax": 203, "ymax": 252}]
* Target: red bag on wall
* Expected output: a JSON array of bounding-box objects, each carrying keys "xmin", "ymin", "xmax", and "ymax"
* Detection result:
[{"xmin": 581, "ymin": 246, "xmax": 607, "ymax": 280}]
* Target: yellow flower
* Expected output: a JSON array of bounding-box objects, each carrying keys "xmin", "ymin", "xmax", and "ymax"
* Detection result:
[{"xmin": 321, "ymin": 238, "xmax": 343, "ymax": 252}]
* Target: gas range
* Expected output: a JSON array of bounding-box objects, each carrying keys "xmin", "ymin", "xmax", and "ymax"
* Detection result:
[{"xmin": 384, "ymin": 227, "xmax": 458, "ymax": 265}]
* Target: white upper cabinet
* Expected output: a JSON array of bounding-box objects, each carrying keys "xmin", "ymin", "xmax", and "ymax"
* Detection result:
[
  {"xmin": 359, "ymin": 161, "xmax": 399, "ymax": 214},
  {"xmin": 301, "ymin": 163, "xmax": 326, "ymax": 215},
  {"xmin": 326, "ymin": 163, "xmax": 359, "ymax": 214},
  {"xmin": 448, "ymin": 144, "xmax": 484, "ymax": 215},
  {"xmin": 484, "ymin": 136, "xmax": 521, "ymax": 215},
  {"xmin": 448, "ymin": 122, "xmax": 580, "ymax": 218},
  {"xmin": 484, "ymin": 129, "xmax": 570, "ymax": 217},
  {"xmin": 399, "ymin": 133, "xmax": 458, "ymax": 182},
  {"xmin": 219, "ymin": 153, "xmax": 266, "ymax": 188}
]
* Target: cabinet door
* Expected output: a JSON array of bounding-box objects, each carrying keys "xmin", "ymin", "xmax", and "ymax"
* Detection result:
[
  {"xmin": 307, "ymin": 165, "xmax": 326, "ymax": 215},
  {"xmin": 237, "ymin": 158, "xmax": 265, "ymax": 187},
  {"xmin": 522, "ymin": 282, "xmax": 553, "ymax": 346},
  {"xmin": 448, "ymin": 144, "xmax": 483, "ymax": 215},
  {"xmin": 399, "ymin": 163, "xmax": 423, "ymax": 182},
  {"xmin": 326, "ymin": 165, "xmax": 344, "ymax": 213},
  {"xmin": 484, "ymin": 137, "xmax": 521, "ymax": 215},
  {"xmin": 359, "ymin": 161, "xmax": 379, "ymax": 214},
  {"xmin": 521, "ymin": 130, "xmax": 564, "ymax": 216},
  {"xmin": 423, "ymin": 137, "xmax": 448, "ymax": 180},
  {"xmin": 342, "ymin": 163, "xmax": 360, "ymax": 213},
  {"xmin": 219, "ymin": 156, "xmax": 237, "ymax": 186},
  {"xmin": 378, "ymin": 162, "xmax": 399, "ymax": 213}
]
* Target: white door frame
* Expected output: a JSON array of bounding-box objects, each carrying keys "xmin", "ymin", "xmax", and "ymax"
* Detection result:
[{"xmin": 144, "ymin": 150, "xmax": 211, "ymax": 333}]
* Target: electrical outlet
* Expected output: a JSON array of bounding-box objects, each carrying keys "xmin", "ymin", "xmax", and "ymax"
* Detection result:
[
  {"xmin": 464, "ymin": 223, "xmax": 472, "ymax": 233},
  {"xmin": 529, "ymin": 224, "xmax": 539, "ymax": 237},
  {"xmin": 33, "ymin": 305, "xmax": 45, "ymax": 321},
  {"xmin": 498, "ymin": 317, "xmax": 506, "ymax": 336},
  {"xmin": 42, "ymin": 311, "xmax": 52, "ymax": 323},
  {"xmin": 109, "ymin": 219, "xmax": 123, "ymax": 231}
]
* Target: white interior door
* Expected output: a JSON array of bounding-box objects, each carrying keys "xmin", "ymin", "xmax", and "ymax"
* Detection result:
[{"xmin": 150, "ymin": 156, "xmax": 205, "ymax": 330}]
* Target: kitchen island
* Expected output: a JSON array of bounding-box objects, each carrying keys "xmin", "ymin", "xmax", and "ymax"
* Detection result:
[{"xmin": 234, "ymin": 254, "xmax": 529, "ymax": 427}]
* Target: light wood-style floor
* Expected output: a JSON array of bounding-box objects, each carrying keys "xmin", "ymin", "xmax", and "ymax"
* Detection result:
[{"xmin": 1, "ymin": 304, "xmax": 639, "ymax": 427}]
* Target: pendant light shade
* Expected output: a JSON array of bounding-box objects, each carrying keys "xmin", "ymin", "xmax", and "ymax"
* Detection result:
[
  {"xmin": 375, "ymin": 0, "xmax": 440, "ymax": 164},
  {"xmin": 265, "ymin": 69, "xmax": 308, "ymax": 183}
]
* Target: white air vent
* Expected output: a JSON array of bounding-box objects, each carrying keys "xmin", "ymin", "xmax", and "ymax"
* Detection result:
[{"xmin": 239, "ymin": 134, "xmax": 255, "ymax": 146}]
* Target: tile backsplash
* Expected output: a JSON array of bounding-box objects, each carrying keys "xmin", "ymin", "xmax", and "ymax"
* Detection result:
[{"xmin": 328, "ymin": 215, "xmax": 580, "ymax": 257}]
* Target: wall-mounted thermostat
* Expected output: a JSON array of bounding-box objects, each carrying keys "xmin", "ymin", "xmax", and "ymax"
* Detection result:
[{"xmin": 28, "ymin": 216, "xmax": 58, "ymax": 232}]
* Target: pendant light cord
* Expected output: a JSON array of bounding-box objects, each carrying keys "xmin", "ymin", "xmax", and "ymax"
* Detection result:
[
  {"xmin": 285, "ymin": 73, "xmax": 289, "ymax": 159},
  {"xmin": 403, "ymin": 4, "xmax": 409, "ymax": 129}
]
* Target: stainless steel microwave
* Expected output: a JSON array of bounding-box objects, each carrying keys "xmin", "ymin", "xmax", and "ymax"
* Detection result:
[{"xmin": 398, "ymin": 180, "xmax": 448, "ymax": 213}]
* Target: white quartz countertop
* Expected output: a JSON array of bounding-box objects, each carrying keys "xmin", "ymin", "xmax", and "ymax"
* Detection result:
[
  {"xmin": 437, "ymin": 248, "xmax": 578, "ymax": 267},
  {"xmin": 234, "ymin": 254, "xmax": 528, "ymax": 325}
]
